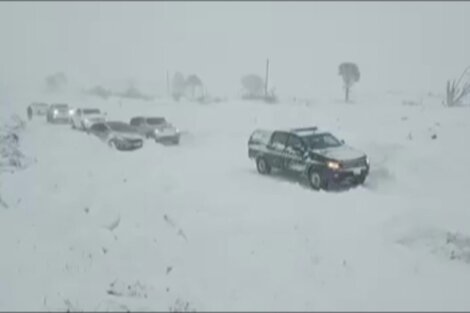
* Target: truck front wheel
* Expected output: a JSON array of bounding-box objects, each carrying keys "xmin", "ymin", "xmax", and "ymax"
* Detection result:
[
  {"xmin": 256, "ymin": 157, "xmax": 271, "ymax": 175},
  {"xmin": 308, "ymin": 168, "xmax": 324, "ymax": 191}
]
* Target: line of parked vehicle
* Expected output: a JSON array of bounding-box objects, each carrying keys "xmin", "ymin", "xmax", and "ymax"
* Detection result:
[
  {"xmin": 27, "ymin": 102, "xmax": 371, "ymax": 191},
  {"xmin": 27, "ymin": 102, "xmax": 181, "ymax": 151}
]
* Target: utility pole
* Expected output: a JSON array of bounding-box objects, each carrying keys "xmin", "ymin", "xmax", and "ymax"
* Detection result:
[
  {"xmin": 166, "ymin": 70, "xmax": 170, "ymax": 96},
  {"xmin": 265, "ymin": 58, "xmax": 270, "ymax": 97}
]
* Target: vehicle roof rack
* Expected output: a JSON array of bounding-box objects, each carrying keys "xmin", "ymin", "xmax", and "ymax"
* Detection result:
[{"xmin": 291, "ymin": 126, "xmax": 318, "ymax": 132}]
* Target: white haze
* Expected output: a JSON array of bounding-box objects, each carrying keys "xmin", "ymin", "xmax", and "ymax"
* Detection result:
[{"xmin": 0, "ymin": 2, "xmax": 469, "ymax": 99}]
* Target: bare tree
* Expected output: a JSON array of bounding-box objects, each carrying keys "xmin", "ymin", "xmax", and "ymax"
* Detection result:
[
  {"xmin": 171, "ymin": 72, "xmax": 186, "ymax": 101},
  {"xmin": 85, "ymin": 85, "xmax": 112, "ymax": 100},
  {"xmin": 338, "ymin": 63, "xmax": 360, "ymax": 102},
  {"xmin": 446, "ymin": 66, "xmax": 470, "ymax": 107},
  {"xmin": 241, "ymin": 74, "xmax": 264, "ymax": 98},
  {"xmin": 185, "ymin": 74, "xmax": 203, "ymax": 100},
  {"xmin": 118, "ymin": 85, "xmax": 153, "ymax": 101},
  {"xmin": 45, "ymin": 72, "xmax": 67, "ymax": 93}
]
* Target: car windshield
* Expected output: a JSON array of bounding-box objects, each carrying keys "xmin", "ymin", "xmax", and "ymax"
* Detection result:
[
  {"xmin": 83, "ymin": 109, "xmax": 100, "ymax": 115},
  {"xmin": 53, "ymin": 107, "xmax": 69, "ymax": 113},
  {"xmin": 147, "ymin": 117, "xmax": 166, "ymax": 125},
  {"xmin": 107, "ymin": 122, "xmax": 136, "ymax": 133},
  {"xmin": 303, "ymin": 133, "xmax": 342, "ymax": 149}
]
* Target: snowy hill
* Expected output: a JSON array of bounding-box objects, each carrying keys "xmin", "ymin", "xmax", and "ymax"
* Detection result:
[{"xmin": 1, "ymin": 95, "xmax": 470, "ymax": 311}]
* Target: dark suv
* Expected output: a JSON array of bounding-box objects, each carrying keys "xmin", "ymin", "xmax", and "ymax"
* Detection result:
[{"xmin": 248, "ymin": 127, "xmax": 370, "ymax": 190}]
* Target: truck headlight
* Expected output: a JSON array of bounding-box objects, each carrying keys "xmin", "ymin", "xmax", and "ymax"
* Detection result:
[
  {"xmin": 53, "ymin": 109, "xmax": 58, "ymax": 115},
  {"xmin": 327, "ymin": 161, "xmax": 341, "ymax": 170},
  {"xmin": 154, "ymin": 129, "xmax": 160, "ymax": 134}
]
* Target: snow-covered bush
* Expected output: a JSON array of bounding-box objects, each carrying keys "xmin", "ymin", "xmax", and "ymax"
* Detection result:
[{"xmin": 0, "ymin": 114, "xmax": 31, "ymax": 172}]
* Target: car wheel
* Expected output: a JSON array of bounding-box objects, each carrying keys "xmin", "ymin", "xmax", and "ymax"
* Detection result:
[
  {"xmin": 256, "ymin": 157, "xmax": 271, "ymax": 175},
  {"xmin": 356, "ymin": 174, "xmax": 367, "ymax": 185},
  {"xmin": 308, "ymin": 168, "xmax": 323, "ymax": 191}
]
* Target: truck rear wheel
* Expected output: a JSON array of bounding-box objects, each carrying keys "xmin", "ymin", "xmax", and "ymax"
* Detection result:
[{"xmin": 256, "ymin": 157, "xmax": 271, "ymax": 175}]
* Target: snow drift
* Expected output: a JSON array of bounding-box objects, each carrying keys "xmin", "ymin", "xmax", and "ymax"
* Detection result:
[{"xmin": 1, "ymin": 94, "xmax": 470, "ymax": 311}]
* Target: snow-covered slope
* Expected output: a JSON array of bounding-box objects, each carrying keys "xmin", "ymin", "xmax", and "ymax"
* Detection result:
[{"xmin": 1, "ymin": 95, "xmax": 470, "ymax": 311}]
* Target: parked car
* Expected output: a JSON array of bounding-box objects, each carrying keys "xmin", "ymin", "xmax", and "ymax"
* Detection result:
[
  {"xmin": 46, "ymin": 103, "xmax": 73, "ymax": 124},
  {"xmin": 29, "ymin": 102, "xmax": 49, "ymax": 116},
  {"xmin": 248, "ymin": 126, "xmax": 370, "ymax": 190},
  {"xmin": 88, "ymin": 121, "xmax": 144, "ymax": 151},
  {"xmin": 130, "ymin": 116, "xmax": 180, "ymax": 144},
  {"xmin": 71, "ymin": 108, "xmax": 106, "ymax": 130}
]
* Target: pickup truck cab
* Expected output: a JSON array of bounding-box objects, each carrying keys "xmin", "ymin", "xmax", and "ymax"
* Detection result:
[{"xmin": 248, "ymin": 127, "xmax": 369, "ymax": 190}]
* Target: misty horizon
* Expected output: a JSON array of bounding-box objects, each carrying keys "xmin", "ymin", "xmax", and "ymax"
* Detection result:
[{"xmin": 1, "ymin": 2, "xmax": 469, "ymax": 99}]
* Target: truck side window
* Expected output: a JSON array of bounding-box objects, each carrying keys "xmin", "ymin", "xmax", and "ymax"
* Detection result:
[
  {"xmin": 271, "ymin": 132, "xmax": 289, "ymax": 150},
  {"xmin": 286, "ymin": 135, "xmax": 304, "ymax": 152},
  {"xmin": 249, "ymin": 130, "xmax": 271, "ymax": 145},
  {"xmin": 130, "ymin": 118, "xmax": 142, "ymax": 126}
]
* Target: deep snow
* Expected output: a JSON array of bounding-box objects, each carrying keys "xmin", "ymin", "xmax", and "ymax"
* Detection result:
[{"xmin": 1, "ymin": 95, "xmax": 470, "ymax": 311}]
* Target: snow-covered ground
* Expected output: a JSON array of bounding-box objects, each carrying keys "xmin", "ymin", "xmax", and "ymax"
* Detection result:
[{"xmin": 1, "ymin": 94, "xmax": 470, "ymax": 311}]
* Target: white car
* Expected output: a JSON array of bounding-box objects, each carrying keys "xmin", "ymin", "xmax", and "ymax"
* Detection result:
[
  {"xmin": 30, "ymin": 102, "xmax": 49, "ymax": 116},
  {"xmin": 71, "ymin": 108, "xmax": 106, "ymax": 131},
  {"xmin": 46, "ymin": 103, "xmax": 73, "ymax": 124}
]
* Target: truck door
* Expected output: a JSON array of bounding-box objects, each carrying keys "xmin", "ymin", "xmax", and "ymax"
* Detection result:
[
  {"xmin": 267, "ymin": 131, "xmax": 289, "ymax": 169},
  {"xmin": 284, "ymin": 134, "xmax": 307, "ymax": 172}
]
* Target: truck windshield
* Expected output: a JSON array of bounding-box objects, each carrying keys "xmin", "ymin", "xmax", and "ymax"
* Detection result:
[
  {"xmin": 303, "ymin": 133, "xmax": 342, "ymax": 149},
  {"xmin": 147, "ymin": 117, "xmax": 166, "ymax": 125}
]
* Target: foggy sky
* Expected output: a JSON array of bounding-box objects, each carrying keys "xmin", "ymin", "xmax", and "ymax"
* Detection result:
[{"xmin": 1, "ymin": 2, "xmax": 469, "ymax": 98}]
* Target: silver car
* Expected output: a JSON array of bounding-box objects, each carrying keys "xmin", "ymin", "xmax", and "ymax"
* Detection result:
[
  {"xmin": 71, "ymin": 108, "xmax": 107, "ymax": 130},
  {"xmin": 129, "ymin": 116, "xmax": 180, "ymax": 145},
  {"xmin": 88, "ymin": 121, "xmax": 144, "ymax": 151},
  {"xmin": 46, "ymin": 103, "xmax": 73, "ymax": 124},
  {"xmin": 30, "ymin": 102, "xmax": 50, "ymax": 116}
]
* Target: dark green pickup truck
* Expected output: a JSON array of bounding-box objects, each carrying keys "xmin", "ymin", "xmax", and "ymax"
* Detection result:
[{"xmin": 248, "ymin": 127, "xmax": 369, "ymax": 190}]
